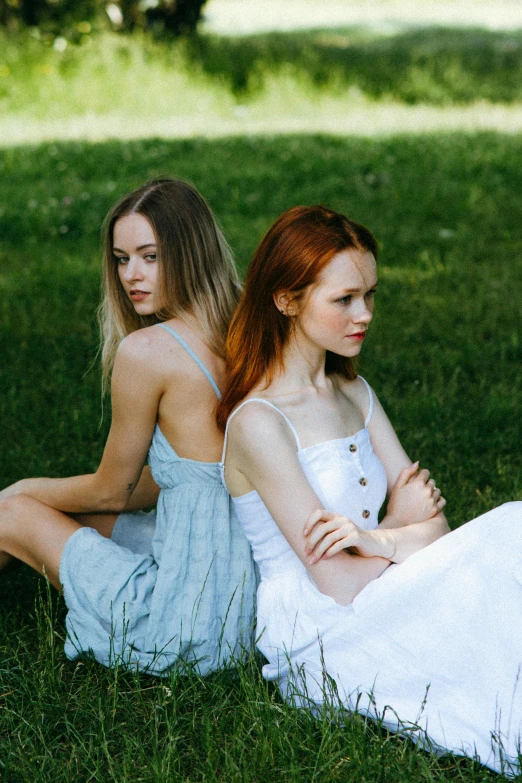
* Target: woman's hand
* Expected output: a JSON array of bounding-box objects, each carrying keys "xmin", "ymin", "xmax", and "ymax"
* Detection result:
[
  {"xmin": 304, "ymin": 510, "xmax": 396, "ymax": 564},
  {"xmin": 385, "ymin": 462, "xmax": 446, "ymax": 528}
]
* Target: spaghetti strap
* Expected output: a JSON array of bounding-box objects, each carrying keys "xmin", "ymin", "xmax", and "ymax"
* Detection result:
[
  {"xmin": 221, "ymin": 398, "xmax": 302, "ymax": 477},
  {"xmin": 158, "ymin": 323, "xmax": 221, "ymax": 399},
  {"xmin": 357, "ymin": 376, "xmax": 374, "ymax": 427}
]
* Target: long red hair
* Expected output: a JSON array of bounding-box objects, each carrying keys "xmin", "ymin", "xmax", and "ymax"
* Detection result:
[{"xmin": 216, "ymin": 205, "xmax": 378, "ymax": 430}]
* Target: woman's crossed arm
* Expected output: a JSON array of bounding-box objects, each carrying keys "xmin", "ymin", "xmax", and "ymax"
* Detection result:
[
  {"xmin": 225, "ymin": 402, "xmax": 393, "ymax": 606},
  {"xmin": 304, "ymin": 387, "xmax": 449, "ymax": 566}
]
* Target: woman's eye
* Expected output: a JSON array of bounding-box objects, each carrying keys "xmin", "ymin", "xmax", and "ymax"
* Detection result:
[
  {"xmin": 115, "ymin": 255, "xmax": 128, "ymax": 265},
  {"xmin": 144, "ymin": 254, "xmax": 157, "ymax": 262},
  {"xmin": 365, "ymin": 289, "xmax": 377, "ymax": 299},
  {"xmin": 338, "ymin": 295, "xmax": 352, "ymax": 304}
]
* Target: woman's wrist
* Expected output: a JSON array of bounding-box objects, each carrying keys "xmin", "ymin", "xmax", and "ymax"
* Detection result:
[
  {"xmin": 380, "ymin": 512, "xmax": 402, "ymax": 529},
  {"xmin": 381, "ymin": 529, "xmax": 396, "ymax": 561}
]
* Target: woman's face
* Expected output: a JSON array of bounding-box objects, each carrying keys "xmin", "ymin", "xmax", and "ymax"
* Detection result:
[
  {"xmin": 113, "ymin": 213, "xmax": 160, "ymax": 316},
  {"xmin": 292, "ymin": 248, "xmax": 378, "ymax": 358}
]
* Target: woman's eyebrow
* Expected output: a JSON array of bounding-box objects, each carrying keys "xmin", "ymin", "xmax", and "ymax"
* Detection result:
[
  {"xmin": 333, "ymin": 281, "xmax": 379, "ymax": 294},
  {"xmin": 112, "ymin": 243, "xmax": 157, "ymax": 252}
]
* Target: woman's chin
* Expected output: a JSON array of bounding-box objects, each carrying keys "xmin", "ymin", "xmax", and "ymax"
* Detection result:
[
  {"xmin": 334, "ymin": 343, "xmax": 364, "ymax": 359},
  {"xmin": 132, "ymin": 301, "xmax": 157, "ymax": 316}
]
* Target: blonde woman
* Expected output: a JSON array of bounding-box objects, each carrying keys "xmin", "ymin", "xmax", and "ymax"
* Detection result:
[{"xmin": 0, "ymin": 179, "xmax": 256, "ymax": 675}]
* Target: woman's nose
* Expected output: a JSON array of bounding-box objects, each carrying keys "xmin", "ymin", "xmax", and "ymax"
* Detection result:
[
  {"xmin": 354, "ymin": 300, "xmax": 373, "ymax": 323},
  {"xmin": 124, "ymin": 257, "xmax": 144, "ymax": 281}
]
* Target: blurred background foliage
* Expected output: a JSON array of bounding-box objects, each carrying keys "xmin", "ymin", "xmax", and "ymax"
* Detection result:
[
  {"xmin": 0, "ymin": 1, "xmax": 521, "ymax": 109},
  {"xmin": 187, "ymin": 26, "xmax": 522, "ymax": 102},
  {"xmin": 2, "ymin": 22, "xmax": 522, "ymax": 104},
  {"xmin": 1, "ymin": 1, "xmax": 522, "ymax": 143},
  {"xmin": 0, "ymin": 25, "xmax": 521, "ymax": 141},
  {"xmin": 0, "ymin": 0, "xmax": 208, "ymax": 39}
]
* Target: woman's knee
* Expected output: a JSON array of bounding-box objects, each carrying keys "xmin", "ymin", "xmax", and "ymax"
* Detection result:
[
  {"xmin": 0, "ymin": 492, "xmax": 35, "ymax": 518},
  {"xmin": 0, "ymin": 494, "xmax": 45, "ymax": 539}
]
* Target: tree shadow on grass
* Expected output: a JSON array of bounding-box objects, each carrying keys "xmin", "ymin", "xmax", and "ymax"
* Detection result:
[{"xmin": 186, "ymin": 26, "xmax": 522, "ymax": 104}]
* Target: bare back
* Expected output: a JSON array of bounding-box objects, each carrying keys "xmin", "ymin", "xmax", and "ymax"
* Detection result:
[{"xmin": 154, "ymin": 319, "xmax": 226, "ymax": 462}]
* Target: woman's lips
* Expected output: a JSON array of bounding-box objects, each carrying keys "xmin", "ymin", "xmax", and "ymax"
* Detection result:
[
  {"xmin": 130, "ymin": 290, "xmax": 151, "ymax": 301},
  {"xmin": 347, "ymin": 332, "xmax": 366, "ymax": 340}
]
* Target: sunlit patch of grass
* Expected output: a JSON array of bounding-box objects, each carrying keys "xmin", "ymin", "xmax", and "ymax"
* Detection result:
[
  {"xmin": 5, "ymin": 94, "xmax": 522, "ymax": 146},
  {"xmin": 204, "ymin": 0, "xmax": 522, "ymax": 36}
]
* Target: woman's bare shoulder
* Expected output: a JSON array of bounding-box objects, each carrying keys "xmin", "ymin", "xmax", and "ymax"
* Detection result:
[
  {"xmin": 336, "ymin": 373, "xmax": 372, "ymax": 399},
  {"xmin": 335, "ymin": 374, "xmax": 376, "ymax": 417},
  {"xmin": 116, "ymin": 322, "xmax": 205, "ymax": 377},
  {"xmin": 115, "ymin": 325, "xmax": 165, "ymax": 370},
  {"xmin": 227, "ymin": 397, "xmax": 297, "ymax": 453}
]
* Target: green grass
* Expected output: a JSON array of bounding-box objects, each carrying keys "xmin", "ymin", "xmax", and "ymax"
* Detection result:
[
  {"xmin": 3, "ymin": 26, "xmax": 522, "ymax": 144},
  {"xmin": 1, "ymin": 132, "xmax": 522, "ymax": 780},
  {"xmin": 4, "ymin": 25, "xmax": 522, "ymax": 106},
  {"xmin": 0, "ymin": 583, "xmax": 505, "ymax": 783}
]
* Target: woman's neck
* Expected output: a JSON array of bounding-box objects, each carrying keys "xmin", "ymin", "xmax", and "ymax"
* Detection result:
[
  {"xmin": 164, "ymin": 311, "xmax": 206, "ymax": 344},
  {"xmin": 264, "ymin": 335, "xmax": 329, "ymax": 396}
]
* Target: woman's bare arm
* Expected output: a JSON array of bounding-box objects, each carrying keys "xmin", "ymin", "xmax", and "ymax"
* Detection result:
[
  {"xmin": 5, "ymin": 465, "xmax": 160, "ymax": 514},
  {"xmin": 225, "ymin": 403, "xmax": 391, "ymax": 606},
  {"xmin": 304, "ymin": 382, "xmax": 450, "ymax": 565},
  {"xmin": 368, "ymin": 387, "xmax": 449, "ymax": 532},
  {"xmin": 0, "ymin": 331, "xmax": 164, "ymax": 514},
  {"xmin": 122, "ymin": 466, "xmax": 160, "ymax": 510}
]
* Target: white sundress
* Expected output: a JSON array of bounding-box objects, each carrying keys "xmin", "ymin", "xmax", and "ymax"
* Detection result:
[{"xmin": 221, "ymin": 377, "xmax": 522, "ymax": 775}]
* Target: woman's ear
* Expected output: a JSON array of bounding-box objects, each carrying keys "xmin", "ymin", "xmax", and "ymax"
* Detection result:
[{"xmin": 273, "ymin": 291, "xmax": 291, "ymax": 315}]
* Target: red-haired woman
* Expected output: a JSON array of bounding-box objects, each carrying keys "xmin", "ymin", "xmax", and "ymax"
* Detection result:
[{"xmin": 218, "ymin": 205, "xmax": 522, "ymax": 774}]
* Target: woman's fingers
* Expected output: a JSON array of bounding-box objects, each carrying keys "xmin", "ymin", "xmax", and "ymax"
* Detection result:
[
  {"xmin": 396, "ymin": 461, "xmax": 419, "ymax": 489},
  {"xmin": 305, "ymin": 518, "xmax": 344, "ymax": 553},
  {"xmin": 416, "ymin": 468, "xmax": 431, "ymax": 484},
  {"xmin": 313, "ymin": 528, "xmax": 383, "ymax": 562},
  {"xmin": 306, "ymin": 520, "xmax": 354, "ymax": 554},
  {"xmin": 303, "ymin": 508, "xmax": 336, "ymax": 536},
  {"xmin": 304, "ymin": 512, "xmax": 358, "ymax": 561},
  {"xmin": 309, "ymin": 526, "xmax": 359, "ymax": 563},
  {"xmin": 437, "ymin": 497, "xmax": 446, "ymax": 510},
  {"xmin": 315, "ymin": 537, "xmax": 357, "ymax": 561},
  {"xmin": 308, "ymin": 529, "xmax": 348, "ymax": 563}
]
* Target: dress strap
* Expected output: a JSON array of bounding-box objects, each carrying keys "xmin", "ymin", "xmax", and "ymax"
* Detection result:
[
  {"xmin": 157, "ymin": 323, "xmax": 221, "ymax": 399},
  {"xmin": 357, "ymin": 376, "xmax": 374, "ymax": 427},
  {"xmin": 221, "ymin": 398, "xmax": 302, "ymax": 471}
]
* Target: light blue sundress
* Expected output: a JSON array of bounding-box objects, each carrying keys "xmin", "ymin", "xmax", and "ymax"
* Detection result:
[{"xmin": 59, "ymin": 324, "xmax": 257, "ymax": 676}]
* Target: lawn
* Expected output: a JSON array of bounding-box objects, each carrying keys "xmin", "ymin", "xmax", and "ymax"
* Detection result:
[
  {"xmin": 3, "ymin": 23, "xmax": 522, "ymax": 143},
  {"xmin": 1, "ymin": 132, "xmax": 521, "ymax": 781}
]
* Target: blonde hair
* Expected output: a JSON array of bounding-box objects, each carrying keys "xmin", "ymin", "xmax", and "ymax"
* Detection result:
[{"xmin": 98, "ymin": 178, "xmax": 240, "ymax": 391}]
